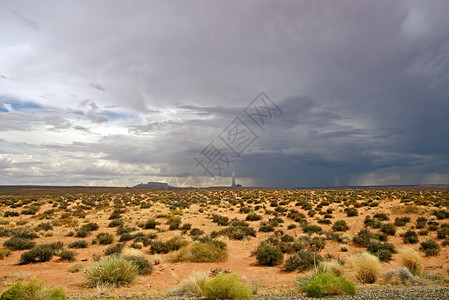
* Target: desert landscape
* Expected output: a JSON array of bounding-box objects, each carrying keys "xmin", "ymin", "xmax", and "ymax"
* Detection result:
[{"xmin": 1, "ymin": 186, "xmax": 449, "ymax": 298}]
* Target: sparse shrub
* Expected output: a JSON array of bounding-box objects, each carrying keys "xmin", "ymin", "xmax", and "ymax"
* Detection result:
[
  {"xmin": 437, "ymin": 228, "xmax": 449, "ymax": 239},
  {"xmin": 420, "ymin": 240, "xmax": 440, "ymax": 256},
  {"xmin": 124, "ymin": 255, "xmax": 153, "ymax": 275},
  {"xmin": 203, "ymin": 273, "xmax": 250, "ymax": 300},
  {"xmin": 0, "ymin": 248, "xmax": 11, "ymax": 260},
  {"xmin": 58, "ymin": 250, "xmax": 76, "ymax": 262},
  {"xmin": 302, "ymin": 224, "xmax": 323, "ymax": 234},
  {"xmin": 246, "ymin": 212, "xmax": 262, "ymax": 221},
  {"xmin": 399, "ymin": 247, "xmax": 422, "ymax": 275},
  {"xmin": 108, "ymin": 219, "xmax": 124, "ymax": 227},
  {"xmin": 416, "ymin": 217, "xmax": 427, "ymax": 229},
  {"xmin": 283, "ymin": 253, "xmax": 302, "ymax": 272},
  {"xmin": 4, "ymin": 237, "xmax": 36, "ymax": 251},
  {"xmin": 84, "ymin": 255, "xmax": 138, "ymax": 287},
  {"xmin": 398, "ymin": 267, "xmax": 416, "ymax": 285},
  {"xmin": 190, "ymin": 228, "xmax": 204, "ymax": 236},
  {"xmin": 332, "ymin": 220, "xmax": 349, "ymax": 232},
  {"xmin": 403, "ymin": 230, "xmax": 419, "ymax": 244},
  {"xmin": 347, "ymin": 252, "xmax": 380, "ymax": 284},
  {"xmin": 168, "ymin": 217, "xmax": 182, "ymax": 230},
  {"xmin": 346, "ymin": 208, "xmax": 358, "ymax": 217},
  {"xmin": 19, "ymin": 243, "xmax": 62, "ymax": 264},
  {"xmin": 96, "ymin": 232, "xmax": 114, "ymax": 245},
  {"xmin": 380, "ymin": 223, "xmax": 396, "ymax": 236},
  {"xmin": 212, "ymin": 214, "xmax": 229, "ymax": 226},
  {"xmin": 181, "ymin": 271, "xmax": 209, "ymax": 297},
  {"xmin": 373, "ymin": 213, "xmax": 389, "ymax": 221},
  {"xmin": 394, "ymin": 217, "xmax": 411, "ymax": 227},
  {"xmin": 36, "ymin": 222, "xmax": 53, "ymax": 231},
  {"xmin": 104, "ymin": 243, "xmax": 125, "ymax": 255},
  {"xmin": 318, "ymin": 260, "xmax": 344, "ymax": 276},
  {"xmin": 68, "ymin": 264, "xmax": 84, "ymax": 273},
  {"xmin": 144, "ymin": 219, "xmax": 159, "ymax": 229},
  {"xmin": 255, "ymin": 244, "xmax": 283, "ymax": 266},
  {"xmin": 69, "ymin": 240, "xmax": 88, "ymax": 249},
  {"xmin": 304, "ymin": 272, "xmax": 356, "ymax": 298},
  {"xmin": 0, "ymin": 280, "xmax": 66, "ymax": 300},
  {"xmin": 172, "ymin": 242, "xmax": 228, "ymax": 263}
]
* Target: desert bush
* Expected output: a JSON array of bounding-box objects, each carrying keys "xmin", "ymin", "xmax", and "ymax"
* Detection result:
[
  {"xmin": 58, "ymin": 250, "xmax": 76, "ymax": 261},
  {"xmin": 19, "ymin": 243, "xmax": 63, "ymax": 264},
  {"xmin": 380, "ymin": 223, "xmax": 396, "ymax": 236},
  {"xmin": 373, "ymin": 213, "xmax": 389, "ymax": 221},
  {"xmin": 347, "ymin": 252, "xmax": 380, "ymax": 284},
  {"xmin": 203, "ymin": 273, "xmax": 250, "ymax": 300},
  {"xmin": 181, "ymin": 271, "xmax": 209, "ymax": 297},
  {"xmin": 144, "ymin": 219, "xmax": 159, "ymax": 229},
  {"xmin": 283, "ymin": 253, "xmax": 302, "ymax": 272},
  {"xmin": 345, "ymin": 208, "xmax": 358, "ymax": 217},
  {"xmin": 68, "ymin": 264, "xmax": 84, "ymax": 273},
  {"xmin": 167, "ymin": 217, "xmax": 182, "ymax": 230},
  {"xmin": 150, "ymin": 237, "xmax": 188, "ymax": 254},
  {"xmin": 212, "ymin": 214, "xmax": 229, "ymax": 226},
  {"xmin": 255, "ymin": 244, "xmax": 283, "ymax": 266},
  {"xmin": 246, "ymin": 212, "xmax": 262, "ymax": 221},
  {"xmin": 96, "ymin": 232, "xmax": 114, "ymax": 245},
  {"xmin": 108, "ymin": 219, "xmax": 124, "ymax": 227},
  {"xmin": 403, "ymin": 230, "xmax": 419, "ymax": 244},
  {"xmin": 190, "ymin": 228, "xmax": 204, "ymax": 236},
  {"xmin": 4, "ymin": 211, "xmax": 20, "ymax": 217},
  {"xmin": 399, "ymin": 247, "xmax": 422, "ymax": 274},
  {"xmin": 332, "ymin": 220, "xmax": 349, "ymax": 232},
  {"xmin": 0, "ymin": 280, "xmax": 66, "ymax": 300},
  {"xmin": 0, "ymin": 248, "xmax": 11, "ymax": 260},
  {"xmin": 437, "ymin": 228, "xmax": 449, "ymax": 239},
  {"xmin": 4, "ymin": 237, "xmax": 36, "ymax": 251},
  {"xmin": 84, "ymin": 255, "xmax": 138, "ymax": 287},
  {"xmin": 124, "ymin": 256, "xmax": 153, "ymax": 275},
  {"xmin": 69, "ymin": 240, "xmax": 88, "ymax": 249},
  {"xmin": 104, "ymin": 243, "xmax": 125, "ymax": 255},
  {"xmin": 318, "ymin": 260, "xmax": 344, "ymax": 276},
  {"xmin": 172, "ymin": 242, "xmax": 228, "ymax": 263},
  {"xmin": 304, "ymin": 272, "xmax": 356, "ymax": 298},
  {"xmin": 416, "ymin": 217, "xmax": 427, "ymax": 229},
  {"xmin": 283, "ymin": 250, "xmax": 321, "ymax": 272},
  {"xmin": 394, "ymin": 217, "xmax": 411, "ymax": 227},
  {"xmin": 420, "ymin": 240, "xmax": 440, "ymax": 256},
  {"xmin": 36, "ymin": 222, "xmax": 53, "ymax": 232}
]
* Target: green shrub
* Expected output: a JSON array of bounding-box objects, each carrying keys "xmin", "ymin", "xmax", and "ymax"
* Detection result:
[
  {"xmin": 403, "ymin": 230, "xmax": 419, "ymax": 244},
  {"xmin": 0, "ymin": 248, "xmax": 11, "ymax": 260},
  {"xmin": 68, "ymin": 240, "xmax": 88, "ymax": 249},
  {"xmin": 203, "ymin": 273, "xmax": 250, "ymax": 299},
  {"xmin": 346, "ymin": 208, "xmax": 358, "ymax": 217},
  {"xmin": 380, "ymin": 223, "xmax": 396, "ymax": 236},
  {"xmin": 124, "ymin": 256, "xmax": 154, "ymax": 275},
  {"xmin": 332, "ymin": 220, "xmax": 349, "ymax": 232},
  {"xmin": 366, "ymin": 241, "xmax": 396, "ymax": 262},
  {"xmin": 255, "ymin": 244, "xmax": 283, "ymax": 266},
  {"xmin": 246, "ymin": 212, "xmax": 262, "ymax": 221},
  {"xmin": 3, "ymin": 237, "xmax": 36, "ymax": 251},
  {"xmin": 0, "ymin": 280, "xmax": 66, "ymax": 300},
  {"xmin": 19, "ymin": 243, "xmax": 63, "ymax": 264},
  {"xmin": 144, "ymin": 219, "xmax": 159, "ymax": 229},
  {"xmin": 104, "ymin": 243, "xmax": 125, "ymax": 255},
  {"xmin": 420, "ymin": 240, "xmax": 440, "ymax": 256},
  {"xmin": 304, "ymin": 273, "xmax": 356, "ymax": 298},
  {"xmin": 108, "ymin": 219, "xmax": 124, "ymax": 227},
  {"xmin": 394, "ymin": 217, "xmax": 410, "ymax": 227},
  {"xmin": 283, "ymin": 253, "xmax": 302, "ymax": 272},
  {"xmin": 172, "ymin": 242, "xmax": 228, "ymax": 263},
  {"xmin": 84, "ymin": 255, "xmax": 138, "ymax": 287},
  {"xmin": 58, "ymin": 250, "xmax": 76, "ymax": 262},
  {"xmin": 96, "ymin": 232, "xmax": 114, "ymax": 245}
]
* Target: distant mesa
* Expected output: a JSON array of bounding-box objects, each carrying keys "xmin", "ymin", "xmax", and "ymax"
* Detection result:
[{"xmin": 133, "ymin": 182, "xmax": 170, "ymax": 189}]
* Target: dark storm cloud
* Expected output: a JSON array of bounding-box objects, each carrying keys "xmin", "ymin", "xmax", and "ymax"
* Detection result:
[{"xmin": 1, "ymin": 0, "xmax": 449, "ymax": 187}]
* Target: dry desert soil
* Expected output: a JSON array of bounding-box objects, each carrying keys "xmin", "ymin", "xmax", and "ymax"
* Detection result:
[{"xmin": 0, "ymin": 186, "xmax": 449, "ymax": 298}]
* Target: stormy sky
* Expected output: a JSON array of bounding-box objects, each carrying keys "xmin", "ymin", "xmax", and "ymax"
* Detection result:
[{"xmin": 1, "ymin": 0, "xmax": 449, "ymax": 188}]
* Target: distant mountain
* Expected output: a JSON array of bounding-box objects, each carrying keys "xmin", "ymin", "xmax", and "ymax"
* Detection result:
[{"xmin": 133, "ymin": 182, "xmax": 170, "ymax": 189}]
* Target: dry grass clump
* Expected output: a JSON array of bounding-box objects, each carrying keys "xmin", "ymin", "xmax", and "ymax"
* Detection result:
[
  {"xmin": 84, "ymin": 255, "xmax": 138, "ymax": 287},
  {"xmin": 399, "ymin": 247, "xmax": 422, "ymax": 274},
  {"xmin": 181, "ymin": 271, "xmax": 210, "ymax": 297},
  {"xmin": 121, "ymin": 247, "xmax": 144, "ymax": 257},
  {"xmin": 347, "ymin": 251, "xmax": 380, "ymax": 284},
  {"xmin": 171, "ymin": 242, "xmax": 227, "ymax": 263},
  {"xmin": 318, "ymin": 259, "xmax": 344, "ymax": 276}
]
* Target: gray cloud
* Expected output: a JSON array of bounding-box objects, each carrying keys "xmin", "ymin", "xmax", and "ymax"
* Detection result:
[{"xmin": 0, "ymin": 0, "xmax": 448, "ymax": 187}]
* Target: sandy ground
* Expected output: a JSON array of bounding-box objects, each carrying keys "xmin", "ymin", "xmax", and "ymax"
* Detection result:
[{"xmin": 0, "ymin": 189, "xmax": 448, "ymax": 296}]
